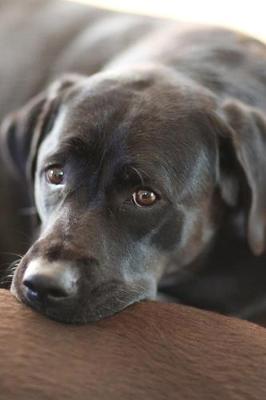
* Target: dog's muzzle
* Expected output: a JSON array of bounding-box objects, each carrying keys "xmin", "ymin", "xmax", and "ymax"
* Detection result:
[{"xmin": 22, "ymin": 258, "xmax": 79, "ymax": 305}]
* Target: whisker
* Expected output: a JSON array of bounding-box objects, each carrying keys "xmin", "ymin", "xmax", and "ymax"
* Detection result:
[
  {"xmin": 0, "ymin": 257, "xmax": 22, "ymax": 287},
  {"xmin": 0, "ymin": 251, "xmax": 23, "ymax": 258}
]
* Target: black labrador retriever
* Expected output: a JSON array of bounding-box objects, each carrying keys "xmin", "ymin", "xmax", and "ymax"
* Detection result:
[{"xmin": 0, "ymin": 0, "xmax": 266, "ymax": 324}]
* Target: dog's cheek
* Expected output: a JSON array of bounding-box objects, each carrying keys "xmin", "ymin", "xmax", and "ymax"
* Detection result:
[
  {"xmin": 34, "ymin": 177, "xmax": 47, "ymax": 222},
  {"xmin": 123, "ymin": 237, "xmax": 169, "ymax": 287},
  {"xmin": 179, "ymin": 209, "xmax": 215, "ymax": 267},
  {"xmin": 151, "ymin": 211, "xmax": 183, "ymax": 252},
  {"xmin": 34, "ymin": 173, "xmax": 66, "ymax": 227}
]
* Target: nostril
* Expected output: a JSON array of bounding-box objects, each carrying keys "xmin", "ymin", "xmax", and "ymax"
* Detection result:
[
  {"xmin": 23, "ymin": 278, "xmax": 40, "ymax": 302},
  {"xmin": 23, "ymin": 275, "xmax": 70, "ymax": 302},
  {"xmin": 23, "ymin": 279, "xmax": 37, "ymax": 293}
]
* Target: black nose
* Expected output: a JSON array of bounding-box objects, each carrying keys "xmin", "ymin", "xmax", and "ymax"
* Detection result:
[
  {"xmin": 23, "ymin": 274, "xmax": 70, "ymax": 302},
  {"xmin": 22, "ymin": 259, "xmax": 79, "ymax": 304}
]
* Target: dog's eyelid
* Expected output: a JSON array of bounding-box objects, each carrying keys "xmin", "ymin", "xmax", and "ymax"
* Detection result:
[
  {"xmin": 114, "ymin": 173, "xmax": 163, "ymax": 198},
  {"xmin": 40, "ymin": 157, "xmax": 66, "ymax": 175},
  {"xmin": 121, "ymin": 165, "xmax": 168, "ymax": 197},
  {"xmin": 117, "ymin": 165, "xmax": 158, "ymax": 188},
  {"xmin": 133, "ymin": 185, "xmax": 161, "ymax": 196}
]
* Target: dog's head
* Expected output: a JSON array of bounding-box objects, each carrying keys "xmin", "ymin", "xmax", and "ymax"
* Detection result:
[{"xmin": 2, "ymin": 66, "xmax": 266, "ymax": 323}]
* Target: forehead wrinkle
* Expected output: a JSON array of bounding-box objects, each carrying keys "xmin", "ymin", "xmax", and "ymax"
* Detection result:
[
  {"xmin": 98, "ymin": 126, "xmax": 175, "ymax": 197},
  {"xmin": 57, "ymin": 136, "xmax": 94, "ymax": 159}
]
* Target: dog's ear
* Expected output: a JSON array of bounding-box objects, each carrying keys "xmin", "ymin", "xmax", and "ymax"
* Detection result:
[
  {"xmin": 217, "ymin": 100, "xmax": 266, "ymax": 256},
  {"xmin": 0, "ymin": 74, "xmax": 83, "ymax": 181}
]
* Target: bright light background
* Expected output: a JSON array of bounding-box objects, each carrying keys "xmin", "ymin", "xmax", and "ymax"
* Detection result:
[{"xmin": 66, "ymin": 0, "xmax": 266, "ymax": 41}]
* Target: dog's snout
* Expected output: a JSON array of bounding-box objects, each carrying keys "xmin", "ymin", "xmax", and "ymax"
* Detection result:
[
  {"xmin": 23, "ymin": 274, "xmax": 69, "ymax": 301},
  {"xmin": 22, "ymin": 258, "xmax": 79, "ymax": 304}
]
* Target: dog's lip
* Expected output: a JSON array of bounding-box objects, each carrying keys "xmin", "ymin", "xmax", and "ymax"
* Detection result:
[
  {"xmin": 89, "ymin": 279, "xmax": 124, "ymax": 297},
  {"xmin": 41, "ymin": 290, "xmax": 148, "ymax": 324},
  {"xmin": 12, "ymin": 260, "xmax": 154, "ymax": 323},
  {"xmin": 23, "ymin": 286, "xmax": 72, "ymax": 304},
  {"xmin": 17, "ymin": 283, "xmax": 76, "ymax": 313},
  {"xmin": 15, "ymin": 278, "xmax": 151, "ymax": 323}
]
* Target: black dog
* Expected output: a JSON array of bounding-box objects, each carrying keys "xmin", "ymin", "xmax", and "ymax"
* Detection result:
[{"xmin": 0, "ymin": 0, "xmax": 266, "ymax": 324}]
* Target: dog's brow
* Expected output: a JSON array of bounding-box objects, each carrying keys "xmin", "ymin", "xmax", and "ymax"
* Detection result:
[
  {"xmin": 56, "ymin": 137, "xmax": 90, "ymax": 158},
  {"xmin": 63, "ymin": 137, "xmax": 89, "ymax": 151}
]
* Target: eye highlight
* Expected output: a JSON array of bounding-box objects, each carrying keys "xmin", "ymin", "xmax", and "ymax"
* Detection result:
[
  {"xmin": 132, "ymin": 188, "xmax": 158, "ymax": 207},
  {"xmin": 45, "ymin": 165, "xmax": 64, "ymax": 185}
]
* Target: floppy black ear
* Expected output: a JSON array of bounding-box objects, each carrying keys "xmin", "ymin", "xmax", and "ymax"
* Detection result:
[
  {"xmin": 218, "ymin": 100, "xmax": 266, "ymax": 256},
  {"xmin": 0, "ymin": 74, "xmax": 84, "ymax": 181}
]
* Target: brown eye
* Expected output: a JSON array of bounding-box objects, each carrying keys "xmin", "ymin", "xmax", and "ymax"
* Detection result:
[
  {"xmin": 133, "ymin": 189, "xmax": 158, "ymax": 207},
  {"xmin": 45, "ymin": 165, "xmax": 64, "ymax": 185}
]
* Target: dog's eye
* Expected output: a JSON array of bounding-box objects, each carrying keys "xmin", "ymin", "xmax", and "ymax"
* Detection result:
[
  {"xmin": 45, "ymin": 165, "xmax": 64, "ymax": 185},
  {"xmin": 132, "ymin": 188, "xmax": 158, "ymax": 207}
]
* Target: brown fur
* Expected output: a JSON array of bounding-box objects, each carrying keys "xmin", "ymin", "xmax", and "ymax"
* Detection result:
[{"xmin": 0, "ymin": 290, "xmax": 265, "ymax": 400}]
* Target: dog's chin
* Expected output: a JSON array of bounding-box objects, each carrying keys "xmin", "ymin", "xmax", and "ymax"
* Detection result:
[
  {"xmin": 38, "ymin": 294, "xmax": 149, "ymax": 324},
  {"xmin": 16, "ymin": 290, "xmax": 150, "ymax": 324}
]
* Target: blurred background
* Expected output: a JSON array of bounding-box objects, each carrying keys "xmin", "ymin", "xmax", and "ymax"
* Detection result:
[{"xmin": 67, "ymin": 0, "xmax": 266, "ymax": 41}]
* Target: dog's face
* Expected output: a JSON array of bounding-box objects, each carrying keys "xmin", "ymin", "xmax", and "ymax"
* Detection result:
[{"xmin": 2, "ymin": 66, "xmax": 266, "ymax": 323}]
